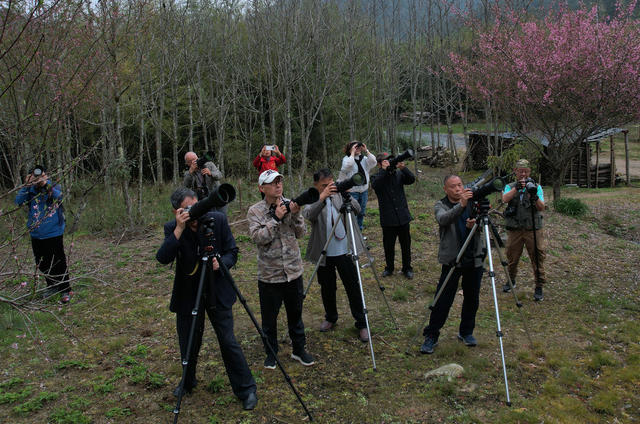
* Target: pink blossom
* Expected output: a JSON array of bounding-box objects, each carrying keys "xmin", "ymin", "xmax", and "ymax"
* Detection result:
[{"xmin": 11, "ymin": 343, "xmax": 18, "ymax": 349}]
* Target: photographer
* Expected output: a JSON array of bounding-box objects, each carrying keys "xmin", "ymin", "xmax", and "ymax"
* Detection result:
[
  {"xmin": 247, "ymin": 170, "xmax": 315, "ymax": 369},
  {"xmin": 501, "ymin": 159, "xmax": 546, "ymax": 301},
  {"xmin": 420, "ymin": 175, "xmax": 484, "ymax": 354},
  {"xmin": 156, "ymin": 187, "xmax": 257, "ymax": 410},
  {"xmin": 14, "ymin": 166, "xmax": 72, "ymax": 303},
  {"xmin": 253, "ymin": 145, "xmax": 286, "ymax": 174},
  {"xmin": 302, "ymin": 168, "xmax": 368, "ymax": 342},
  {"xmin": 371, "ymin": 153, "xmax": 415, "ymax": 279},
  {"xmin": 183, "ymin": 151, "xmax": 225, "ymax": 212},
  {"xmin": 338, "ymin": 141, "xmax": 376, "ymax": 231}
]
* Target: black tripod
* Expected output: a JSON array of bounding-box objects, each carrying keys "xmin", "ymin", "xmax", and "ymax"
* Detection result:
[
  {"xmin": 172, "ymin": 217, "xmax": 313, "ymax": 423},
  {"xmin": 303, "ymin": 194, "xmax": 398, "ymax": 371},
  {"xmin": 408, "ymin": 200, "xmax": 515, "ymax": 406}
]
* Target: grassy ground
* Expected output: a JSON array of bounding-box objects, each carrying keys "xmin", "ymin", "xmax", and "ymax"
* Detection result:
[{"xmin": 1, "ymin": 168, "xmax": 639, "ymax": 423}]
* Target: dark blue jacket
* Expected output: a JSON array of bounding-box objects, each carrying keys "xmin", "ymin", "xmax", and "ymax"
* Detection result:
[
  {"xmin": 14, "ymin": 181, "xmax": 65, "ymax": 240},
  {"xmin": 371, "ymin": 167, "xmax": 415, "ymax": 227},
  {"xmin": 156, "ymin": 212, "xmax": 239, "ymax": 314}
]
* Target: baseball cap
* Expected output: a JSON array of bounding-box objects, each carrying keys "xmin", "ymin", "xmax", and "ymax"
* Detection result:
[{"xmin": 258, "ymin": 169, "xmax": 283, "ymax": 186}]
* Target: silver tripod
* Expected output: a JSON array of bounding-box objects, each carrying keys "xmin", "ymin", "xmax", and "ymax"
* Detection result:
[
  {"xmin": 303, "ymin": 194, "xmax": 398, "ymax": 371},
  {"xmin": 408, "ymin": 200, "xmax": 514, "ymax": 406}
]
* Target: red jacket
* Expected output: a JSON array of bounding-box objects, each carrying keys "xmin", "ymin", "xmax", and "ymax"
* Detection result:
[{"xmin": 253, "ymin": 154, "xmax": 286, "ymax": 174}]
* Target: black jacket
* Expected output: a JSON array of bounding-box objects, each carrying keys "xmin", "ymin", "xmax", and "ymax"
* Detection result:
[
  {"xmin": 156, "ymin": 211, "xmax": 239, "ymax": 314},
  {"xmin": 371, "ymin": 167, "xmax": 415, "ymax": 227}
]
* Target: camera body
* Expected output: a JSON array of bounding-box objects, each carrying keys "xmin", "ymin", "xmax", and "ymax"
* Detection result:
[
  {"xmin": 524, "ymin": 178, "xmax": 538, "ymax": 196},
  {"xmin": 33, "ymin": 167, "xmax": 43, "ymax": 177},
  {"xmin": 265, "ymin": 145, "xmax": 275, "ymax": 151}
]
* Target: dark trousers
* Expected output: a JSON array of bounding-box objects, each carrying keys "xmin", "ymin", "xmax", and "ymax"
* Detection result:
[
  {"xmin": 423, "ymin": 265, "xmax": 483, "ymax": 339},
  {"xmin": 382, "ymin": 223, "xmax": 412, "ymax": 272},
  {"xmin": 31, "ymin": 235, "xmax": 71, "ymax": 293},
  {"xmin": 317, "ymin": 255, "xmax": 366, "ymax": 329},
  {"xmin": 176, "ymin": 300, "xmax": 256, "ymax": 400},
  {"xmin": 258, "ymin": 277, "xmax": 306, "ymax": 355}
]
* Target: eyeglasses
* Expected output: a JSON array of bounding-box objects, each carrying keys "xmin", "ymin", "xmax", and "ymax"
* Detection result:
[{"xmin": 263, "ymin": 178, "xmax": 283, "ymax": 186}]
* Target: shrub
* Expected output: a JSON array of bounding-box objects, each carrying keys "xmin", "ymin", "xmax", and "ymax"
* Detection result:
[{"xmin": 553, "ymin": 197, "xmax": 589, "ymax": 217}]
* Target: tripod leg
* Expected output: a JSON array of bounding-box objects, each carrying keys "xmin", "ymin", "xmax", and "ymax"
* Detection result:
[
  {"xmin": 216, "ymin": 256, "xmax": 314, "ymax": 422},
  {"xmin": 344, "ymin": 211, "xmax": 377, "ymax": 371},
  {"xmin": 173, "ymin": 257, "xmax": 209, "ymax": 424},
  {"xmin": 482, "ymin": 220, "xmax": 512, "ymax": 406},
  {"xmin": 352, "ymin": 212, "xmax": 399, "ymax": 330},
  {"xmin": 487, "ymin": 220, "xmax": 534, "ymax": 348},
  {"xmin": 405, "ymin": 223, "xmax": 479, "ymax": 354}
]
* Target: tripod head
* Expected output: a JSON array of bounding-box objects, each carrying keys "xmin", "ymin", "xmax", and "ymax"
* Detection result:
[
  {"xmin": 470, "ymin": 198, "xmax": 492, "ymax": 219},
  {"xmin": 198, "ymin": 214, "xmax": 217, "ymax": 255}
]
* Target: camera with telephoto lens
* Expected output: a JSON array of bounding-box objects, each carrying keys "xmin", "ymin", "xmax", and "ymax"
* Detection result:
[
  {"xmin": 524, "ymin": 178, "xmax": 538, "ymax": 196},
  {"xmin": 335, "ymin": 172, "xmax": 366, "ymax": 193},
  {"xmin": 269, "ymin": 187, "xmax": 321, "ymax": 218},
  {"xmin": 464, "ymin": 170, "xmax": 508, "ymax": 201},
  {"xmin": 184, "ymin": 183, "xmax": 236, "ymax": 221},
  {"xmin": 387, "ymin": 149, "xmax": 415, "ymax": 171},
  {"xmin": 195, "ymin": 150, "xmax": 216, "ymax": 170}
]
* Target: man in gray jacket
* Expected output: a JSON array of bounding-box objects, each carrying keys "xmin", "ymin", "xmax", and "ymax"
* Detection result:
[
  {"xmin": 183, "ymin": 151, "xmax": 226, "ymax": 214},
  {"xmin": 420, "ymin": 175, "xmax": 485, "ymax": 354},
  {"xmin": 303, "ymin": 168, "xmax": 368, "ymax": 342}
]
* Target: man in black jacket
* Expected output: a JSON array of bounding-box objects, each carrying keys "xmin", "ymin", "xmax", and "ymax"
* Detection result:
[
  {"xmin": 371, "ymin": 153, "xmax": 416, "ymax": 279},
  {"xmin": 156, "ymin": 187, "xmax": 257, "ymax": 410}
]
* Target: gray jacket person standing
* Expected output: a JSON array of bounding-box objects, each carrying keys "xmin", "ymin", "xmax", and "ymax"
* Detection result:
[
  {"xmin": 303, "ymin": 168, "xmax": 368, "ymax": 342},
  {"xmin": 183, "ymin": 151, "xmax": 226, "ymax": 214}
]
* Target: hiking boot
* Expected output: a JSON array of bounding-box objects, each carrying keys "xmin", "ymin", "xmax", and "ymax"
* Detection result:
[
  {"xmin": 457, "ymin": 333, "xmax": 477, "ymax": 347},
  {"xmin": 534, "ymin": 287, "xmax": 544, "ymax": 301},
  {"xmin": 503, "ymin": 279, "xmax": 516, "ymax": 292},
  {"xmin": 402, "ymin": 270, "xmax": 414, "ymax": 280},
  {"xmin": 263, "ymin": 354, "xmax": 276, "ymax": 370},
  {"xmin": 242, "ymin": 392, "xmax": 258, "ymax": 410},
  {"xmin": 291, "ymin": 350, "xmax": 315, "ymax": 367},
  {"xmin": 382, "ymin": 269, "xmax": 393, "ymax": 277},
  {"xmin": 420, "ymin": 336, "xmax": 438, "ymax": 354},
  {"xmin": 358, "ymin": 328, "xmax": 370, "ymax": 343},
  {"xmin": 319, "ymin": 320, "xmax": 334, "ymax": 332}
]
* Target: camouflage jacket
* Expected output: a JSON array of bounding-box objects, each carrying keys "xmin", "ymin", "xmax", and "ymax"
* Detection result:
[{"xmin": 247, "ymin": 198, "xmax": 306, "ymax": 283}]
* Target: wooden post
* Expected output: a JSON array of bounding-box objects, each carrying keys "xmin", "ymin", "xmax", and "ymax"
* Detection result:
[
  {"xmin": 571, "ymin": 151, "xmax": 576, "ymax": 184},
  {"xmin": 624, "ymin": 130, "xmax": 630, "ymax": 186},
  {"xmin": 610, "ymin": 135, "xmax": 616, "ymax": 187},
  {"xmin": 586, "ymin": 141, "xmax": 591, "ymax": 189},
  {"xmin": 595, "ymin": 141, "xmax": 600, "ymax": 188}
]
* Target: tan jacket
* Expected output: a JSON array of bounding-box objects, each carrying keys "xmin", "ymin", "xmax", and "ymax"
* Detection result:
[{"xmin": 247, "ymin": 198, "xmax": 306, "ymax": 283}]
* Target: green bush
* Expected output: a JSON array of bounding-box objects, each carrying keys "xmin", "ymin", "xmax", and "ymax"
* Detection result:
[{"xmin": 553, "ymin": 197, "xmax": 589, "ymax": 217}]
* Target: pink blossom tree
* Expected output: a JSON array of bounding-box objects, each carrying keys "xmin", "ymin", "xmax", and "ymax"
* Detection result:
[{"xmin": 450, "ymin": 2, "xmax": 640, "ymax": 199}]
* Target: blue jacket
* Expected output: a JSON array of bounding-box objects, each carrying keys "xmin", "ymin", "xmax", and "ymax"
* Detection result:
[
  {"xmin": 14, "ymin": 181, "xmax": 65, "ymax": 240},
  {"xmin": 156, "ymin": 212, "xmax": 239, "ymax": 314}
]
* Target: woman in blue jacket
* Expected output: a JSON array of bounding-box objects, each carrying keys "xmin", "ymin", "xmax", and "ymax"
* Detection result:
[{"xmin": 15, "ymin": 166, "xmax": 71, "ymax": 303}]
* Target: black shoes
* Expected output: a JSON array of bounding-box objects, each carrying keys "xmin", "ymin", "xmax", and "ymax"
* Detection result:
[
  {"xmin": 402, "ymin": 270, "xmax": 414, "ymax": 280},
  {"xmin": 534, "ymin": 287, "xmax": 544, "ymax": 301},
  {"xmin": 457, "ymin": 334, "xmax": 477, "ymax": 347},
  {"xmin": 382, "ymin": 269, "xmax": 393, "ymax": 277},
  {"xmin": 291, "ymin": 350, "xmax": 315, "ymax": 367},
  {"xmin": 173, "ymin": 380, "xmax": 197, "ymax": 397},
  {"xmin": 420, "ymin": 336, "xmax": 438, "ymax": 354},
  {"xmin": 242, "ymin": 392, "xmax": 258, "ymax": 410},
  {"xmin": 263, "ymin": 354, "xmax": 276, "ymax": 370},
  {"xmin": 502, "ymin": 281, "xmax": 516, "ymax": 292}
]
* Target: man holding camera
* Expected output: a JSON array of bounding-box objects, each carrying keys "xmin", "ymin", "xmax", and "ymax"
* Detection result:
[
  {"xmin": 247, "ymin": 170, "xmax": 315, "ymax": 369},
  {"xmin": 502, "ymin": 159, "xmax": 546, "ymax": 301},
  {"xmin": 156, "ymin": 187, "xmax": 257, "ymax": 410},
  {"xmin": 253, "ymin": 145, "xmax": 286, "ymax": 175},
  {"xmin": 303, "ymin": 168, "xmax": 369, "ymax": 342},
  {"xmin": 183, "ymin": 151, "xmax": 225, "ymax": 211},
  {"xmin": 420, "ymin": 175, "xmax": 485, "ymax": 354},
  {"xmin": 15, "ymin": 166, "xmax": 72, "ymax": 303},
  {"xmin": 371, "ymin": 153, "xmax": 416, "ymax": 279}
]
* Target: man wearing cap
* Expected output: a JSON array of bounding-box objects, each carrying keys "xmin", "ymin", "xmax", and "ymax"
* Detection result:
[
  {"xmin": 247, "ymin": 170, "xmax": 315, "ymax": 369},
  {"xmin": 502, "ymin": 159, "xmax": 547, "ymax": 301},
  {"xmin": 15, "ymin": 166, "xmax": 72, "ymax": 303},
  {"xmin": 371, "ymin": 152, "xmax": 416, "ymax": 279},
  {"xmin": 303, "ymin": 168, "xmax": 369, "ymax": 342}
]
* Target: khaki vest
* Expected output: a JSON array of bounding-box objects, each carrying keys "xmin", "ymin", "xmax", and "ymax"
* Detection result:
[{"xmin": 504, "ymin": 185, "xmax": 543, "ymax": 230}]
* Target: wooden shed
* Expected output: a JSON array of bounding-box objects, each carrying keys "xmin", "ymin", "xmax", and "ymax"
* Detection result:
[{"xmin": 464, "ymin": 131, "xmax": 519, "ymax": 170}]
